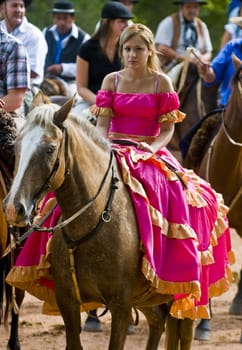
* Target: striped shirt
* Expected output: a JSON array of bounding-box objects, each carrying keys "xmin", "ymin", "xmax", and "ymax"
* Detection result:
[{"xmin": 0, "ymin": 29, "xmax": 30, "ymax": 96}]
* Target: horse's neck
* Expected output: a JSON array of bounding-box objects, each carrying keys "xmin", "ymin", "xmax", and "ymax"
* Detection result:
[{"xmin": 223, "ymin": 95, "xmax": 242, "ymax": 142}]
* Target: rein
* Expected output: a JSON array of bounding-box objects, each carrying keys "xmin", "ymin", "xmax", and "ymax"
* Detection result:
[
  {"xmin": 205, "ymin": 107, "xmax": 242, "ymax": 212},
  {"xmin": 32, "ymin": 149, "xmax": 118, "ymax": 234},
  {"xmin": 222, "ymin": 110, "xmax": 242, "ymax": 147}
]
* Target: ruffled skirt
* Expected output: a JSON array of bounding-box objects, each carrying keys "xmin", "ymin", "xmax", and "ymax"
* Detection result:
[{"xmin": 6, "ymin": 147, "xmax": 234, "ymax": 319}]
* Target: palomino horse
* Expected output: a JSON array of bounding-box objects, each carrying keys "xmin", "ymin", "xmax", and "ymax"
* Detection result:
[
  {"xmin": 167, "ymin": 61, "xmax": 218, "ymax": 158},
  {"xmin": 183, "ymin": 54, "xmax": 242, "ymax": 340},
  {"xmin": 2, "ymin": 93, "xmax": 178, "ymax": 350},
  {"xmin": 0, "ymin": 110, "xmax": 27, "ymax": 350}
]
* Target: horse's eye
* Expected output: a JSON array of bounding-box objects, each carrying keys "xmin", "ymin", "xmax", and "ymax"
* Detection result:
[{"xmin": 47, "ymin": 145, "xmax": 56, "ymax": 154}]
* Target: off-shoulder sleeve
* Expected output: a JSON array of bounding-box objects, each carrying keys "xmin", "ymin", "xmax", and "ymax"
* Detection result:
[
  {"xmin": 158, "ymin": 92, "xmax": 186, "ymax": 124},
  {"xmin": 89, "ymin": 90, "xmax": 114, "ymax": 117}
]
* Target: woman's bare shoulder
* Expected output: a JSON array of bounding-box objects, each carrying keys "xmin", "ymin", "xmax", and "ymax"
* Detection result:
[
  {"xmin": 156, "ymin": 72, "xmax": 174, "ymax": 93},
  {"xmin": 101, "ymin": 71, "xmax": 120, "ymax": 91}
]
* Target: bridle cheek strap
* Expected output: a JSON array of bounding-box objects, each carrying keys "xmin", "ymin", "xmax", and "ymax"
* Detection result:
[{"xmin": 48, "ymin": 127, "xmax": 68, "ymax": 191}]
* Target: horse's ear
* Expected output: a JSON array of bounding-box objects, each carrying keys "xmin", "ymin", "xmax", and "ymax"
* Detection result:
[
  {"xmin": 53, "ymin": 94, "xmax": 76, "ymax": 128},
  {"xmin": 29, "ymin": 90, "xmax": 51, "ymax": 112},
  {"xmin": 232, "ymin": 53, "xmax": 242, "ymax": 70}
]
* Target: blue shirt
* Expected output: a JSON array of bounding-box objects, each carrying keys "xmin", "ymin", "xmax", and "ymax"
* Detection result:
[
  {"xmin": 228, "ymin": 0, "xmax": 241, "ymax": 17},
  {"xmin": 208, "ymin": 38, "xmax": 242, "ymax": 106}
]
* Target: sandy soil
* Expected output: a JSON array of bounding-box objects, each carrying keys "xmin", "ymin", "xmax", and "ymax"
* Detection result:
[{"xmin": 0, "ymin": 229, "xmax": 241, "ymax": 350}]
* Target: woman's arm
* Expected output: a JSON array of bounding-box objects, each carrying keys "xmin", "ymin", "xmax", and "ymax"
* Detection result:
[
  {"xmin": 95, "ymin": 73, "xmax": 115, "ymax": 138},
  {"xmin": 76, "ymin": 56, "xmax": 96, "ymax": 105}
]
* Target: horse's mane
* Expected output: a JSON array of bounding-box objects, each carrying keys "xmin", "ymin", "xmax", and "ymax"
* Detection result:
[
  {"xmin": 26, "ymin": 104, "xmax": 111, "ymax": 152},
  {"xmin": 0, "ymin": 110, "xmax": 18, "ymax": 172}
]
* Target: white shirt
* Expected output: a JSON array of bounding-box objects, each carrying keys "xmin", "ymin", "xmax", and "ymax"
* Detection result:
[
  {"xmin": 1, "ymin": 17, "xmax": 48, "ymax": 86},
  {"xmin": 155, "ymin": 12, "xmax": 213, "ymax": 56}
]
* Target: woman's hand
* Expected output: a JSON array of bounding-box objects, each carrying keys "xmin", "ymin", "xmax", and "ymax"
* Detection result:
[{"xmin": 137, "ymin": 142, "xmax": 153, "ymax": 153}]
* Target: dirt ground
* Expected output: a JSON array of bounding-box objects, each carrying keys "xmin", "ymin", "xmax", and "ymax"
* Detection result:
[{"xmin": 0, "ymin": 229, "xmax": 241, "ymax": 350}]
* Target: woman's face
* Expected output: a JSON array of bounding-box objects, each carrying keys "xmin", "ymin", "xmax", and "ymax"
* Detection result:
[
  {"xmin": 122, "ymin": 34, "xmax": 151, "ymax": 69},
  {"xmin": 110, "ymin": 18, "xmax": 129, "ymax": 37}
]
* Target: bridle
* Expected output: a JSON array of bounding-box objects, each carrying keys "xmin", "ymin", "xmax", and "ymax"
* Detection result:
[{"xmin": 17, "ymin": 126, "xmax": 119, "ymax": 245}]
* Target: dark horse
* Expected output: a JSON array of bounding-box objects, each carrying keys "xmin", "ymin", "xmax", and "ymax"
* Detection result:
[
  {"xmin": 2, "ymin": 93, "xmax": 180, "ymax": 350},
  {"xmin": 0, "ymin": 111, "xmax": 26, "ymax": 350},
  {"xmin": 183, "ymin": 54, "xmax": 242, "ymax": 340},
  {"xmin": 167, "ymin": 61, "xmax": 218, "ymax": 158}
]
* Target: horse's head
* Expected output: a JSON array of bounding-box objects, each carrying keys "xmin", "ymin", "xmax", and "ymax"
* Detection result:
[{"xmin": 3, "ymin": 92, "xmax": 75, "ymax": 226}]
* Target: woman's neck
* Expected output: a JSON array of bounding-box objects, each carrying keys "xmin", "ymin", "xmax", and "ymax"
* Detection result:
[
  {"xmin": 105, "ymin": 36, "xmax": 119, "ymax": 61},
  {"xmin": 124, "ymin": 67, "xmax": 150, "ymax": 80}
]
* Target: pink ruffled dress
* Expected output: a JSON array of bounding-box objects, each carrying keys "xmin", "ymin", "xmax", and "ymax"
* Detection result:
[
  {"xmin": 91, "ymin": 89, "xmax": 234, "ymax": 318},
  {"xmin": 6, "ymin": 89, "xmax": 234, "ymax": 319}
]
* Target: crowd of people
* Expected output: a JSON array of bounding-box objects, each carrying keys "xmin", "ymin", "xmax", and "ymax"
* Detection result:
[
  {"xmin": 0, "ymin": 0, "xmax": 240, "ymax": 344},
  {"xmin": 1, "ymin": 0, "xmax": 240, "ymax": 114}
]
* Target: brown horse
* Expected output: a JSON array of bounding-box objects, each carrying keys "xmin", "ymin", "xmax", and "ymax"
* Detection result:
[
  {"xmin": 167, "ymin": 62, "xmax": 218, "ymax": 159},
  {"xmin": 183, "ymin": 54, "xmax": 242, "ymax": 340},
  {"xmin": 2, "ymin": 93, "xmax": 182, "ymax": 350}
]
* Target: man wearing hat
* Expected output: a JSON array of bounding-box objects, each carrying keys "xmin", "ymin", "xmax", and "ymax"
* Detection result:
[
  {"xmin": 0, "ymin": 0, "xmax": 47, "ymax": 88},
  {"xmin": 155, "ymin": 0, "xmax": 212, "ymax": 72},
  {"xmin": 43, "ymin": 1, "xmax": 90, "ymax": 97}
]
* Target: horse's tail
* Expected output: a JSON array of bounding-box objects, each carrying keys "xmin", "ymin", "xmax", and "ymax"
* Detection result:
[{"xmin": 0, "ymin": 252, "xmax": 11, "ymax": 326}]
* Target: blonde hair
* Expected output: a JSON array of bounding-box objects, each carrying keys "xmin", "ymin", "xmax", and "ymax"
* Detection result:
[{"xmin": 119, "ymin": 23, "xmax": 161, "ymax": 72}]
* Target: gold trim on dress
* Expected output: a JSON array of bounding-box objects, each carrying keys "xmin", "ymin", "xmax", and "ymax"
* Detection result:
[{"xmin": 158, "ymin": 110, "xmax": 186, "ymax": 124}]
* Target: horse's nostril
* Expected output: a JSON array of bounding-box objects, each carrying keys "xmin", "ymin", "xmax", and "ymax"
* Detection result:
[{"xmin": 16, "ymin": 202, "xmax": 26, "ymax": 218}]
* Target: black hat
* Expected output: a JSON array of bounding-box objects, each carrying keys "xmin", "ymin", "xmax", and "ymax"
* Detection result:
[
  {"xmin": 101, "ymin": 2, "xmax": 134, "ymax": 19},
  {"xmin": 173, "ymin": 0, "xmax": 207, "ymax": 5},
  {"xmin": 0, "ymin": 0, "xmax": 32, "ymax": 6},
  {"xmin": 52, "ymin": 1, "xmax": 75, "ymax": 14}
]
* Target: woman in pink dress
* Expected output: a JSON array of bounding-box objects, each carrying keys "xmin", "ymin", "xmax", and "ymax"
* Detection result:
[
  {"xmin": 90, "ymin": 23, "xmax": 234, "ymax": 319},
  {"xmin": 7, "ymin": 24, "xmax": 233, "ymax": 326}
]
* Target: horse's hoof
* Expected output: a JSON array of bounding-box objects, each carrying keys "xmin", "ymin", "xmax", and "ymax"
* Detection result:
[
  {"xmin": 194, "ymin": 327, "xmax": 210, "ymax": 341},
  {"xmin": 127, "ymin": 324, "xmax": 135, "ymax": 335},
  {"xmin": 229, "ymin": 295, "xmax": 242, "ymax": 315},
  {"xmin": 83, "ymin": 317, "xmax": 102, "ymax": 332}
]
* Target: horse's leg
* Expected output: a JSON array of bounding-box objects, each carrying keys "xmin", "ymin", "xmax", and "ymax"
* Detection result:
[
  {"xmin": 229, "ymin": 269, "xmax": 242, "ymax": 315},
  {"xmin": 108, "ymin": 303, "xmax": 131, "ymax": 350},
  {"xmin": 140, "ymin": 305, "xmax": 167, "ymax": 350},
  {"xmin": 55, "ymin": 287, "xmax": 82, "ymax": 350},
  {"xmin": 179, "ymin": 318, "xmax": 194, "ymax": 350},
  {"xmin": 194, "ymin": 319, "xmax": 210, "ymax": 341},
  {"xmin": 165, "ymin": 313, "xmax": 194, "ymax": 350},
  {"xmin": 7, "ymin": 288, "xmax": 25, "ymax": 350},
  {"xmin": 59, "ymin": 301, "xmax": 82, "ymax": 350},
  {"xmin": 165, "ymin": 314, "xmax": 180, "ymax": 350}
]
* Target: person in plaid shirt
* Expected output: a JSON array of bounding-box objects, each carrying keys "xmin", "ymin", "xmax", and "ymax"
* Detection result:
[{"xmin": 0, "ymin": 27, "xmax": 30, "ymax": 114}]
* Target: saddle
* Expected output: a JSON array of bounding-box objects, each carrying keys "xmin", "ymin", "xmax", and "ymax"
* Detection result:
[{"xmin": 179, "ymin": 109, "xmax": 223, "ymax": 165}]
